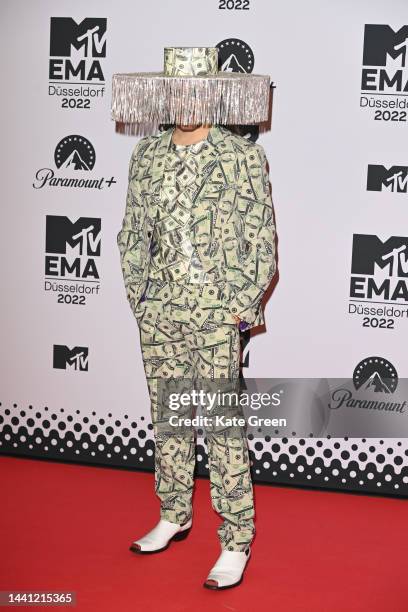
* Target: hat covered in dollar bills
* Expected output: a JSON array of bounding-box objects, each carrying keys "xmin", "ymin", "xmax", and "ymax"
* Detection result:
[{"xmin": 111, "ymin": 46, "xmax": 270, "ymax": 126}]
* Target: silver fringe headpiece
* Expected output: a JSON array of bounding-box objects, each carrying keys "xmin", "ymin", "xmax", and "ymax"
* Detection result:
[{"xmin": 111, "ymin": 47, "xmax": 271, "ymax": 126}]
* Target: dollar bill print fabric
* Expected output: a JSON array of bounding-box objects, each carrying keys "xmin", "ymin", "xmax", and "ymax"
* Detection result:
[
  {"xmin": 163, "ymin": 46, "xmax": 218, "ymax": 77},
  {"xmin": 117, "ymin": 124, "xmax": 276, "ymax": 330},
  {"xmin": 137, "ymin": 278, "xmax": 255, "ymax": 552}
]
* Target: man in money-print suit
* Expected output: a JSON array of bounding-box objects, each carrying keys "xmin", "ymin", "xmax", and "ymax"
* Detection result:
[{"xmin": 115, "ymin": 46, "xmax": 276, "ymax": 591}]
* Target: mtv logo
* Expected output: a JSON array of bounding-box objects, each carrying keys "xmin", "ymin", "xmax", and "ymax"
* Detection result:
[
  {"xmin": 363, "ymin": 24, "xmax": 408, "ymax": 68},
  {"xmin": 367, "ymin": 165, "xmax": 408, "ymax": 192},
  {"xmin": 351, "ymin": 234, "xmax": 408, "ymax": 278},
  {"xmin": 53, "ymin": 345, "xmax": 89, "ymax": 371},
  {"xmin": 50, "ymin": 17, "xmax": 107, "ymax": 58},
  {"xmin": 45, "ymin": 216, "xmax": 101, "ymax": 257}
]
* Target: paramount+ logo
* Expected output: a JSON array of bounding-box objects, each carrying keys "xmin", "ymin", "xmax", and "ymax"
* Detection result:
[
  {"xmin": 33, "ymin": 135, "xmax": 117, "ymax": 191},
  {"xmin": 328, "ymin": 356, "xmax": 406, "ymax": 418}
]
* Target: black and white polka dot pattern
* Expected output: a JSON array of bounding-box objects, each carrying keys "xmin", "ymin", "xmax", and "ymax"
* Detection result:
[
  {"xmin": 1, "ymin": 402, "xmax": 407, "ymax": 495},
  {"xmin": 0, "ymin": 402, "xmax": 155, "ymax": 468}
]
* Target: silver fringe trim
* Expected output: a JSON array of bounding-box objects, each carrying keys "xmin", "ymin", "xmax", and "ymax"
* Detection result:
[{"xmin": 111, "ymin": 72, "xmax": 270, "ymax": 125}]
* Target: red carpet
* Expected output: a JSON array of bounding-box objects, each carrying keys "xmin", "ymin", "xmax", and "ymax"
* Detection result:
[{"xmin": 0, "ymin": 455, "xmax": 407, "ymax": 611}]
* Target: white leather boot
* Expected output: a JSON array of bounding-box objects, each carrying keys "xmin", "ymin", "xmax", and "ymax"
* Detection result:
[
  {"xmin": 203, "ymin": 547, "xmax": 251, "ymax": 589},
  {"xmin": 129, "ymin": 516, "xmax": 192, "ymax": 554}
]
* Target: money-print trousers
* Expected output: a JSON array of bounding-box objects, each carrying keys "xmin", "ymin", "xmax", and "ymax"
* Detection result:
[{"xmin": 136, "ymin": 279, "xmax": 255, "ymax": 552}]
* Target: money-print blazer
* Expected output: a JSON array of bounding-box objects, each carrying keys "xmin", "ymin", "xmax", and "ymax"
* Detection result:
[{"xmin": 117, "ymin": 124, "xmax": 276, "ymax": 329}]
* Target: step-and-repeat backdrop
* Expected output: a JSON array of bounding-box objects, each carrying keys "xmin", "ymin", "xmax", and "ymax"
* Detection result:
[{"xmin": 1, "ymin": 0, "xmax": 408, "ymax": 496}]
